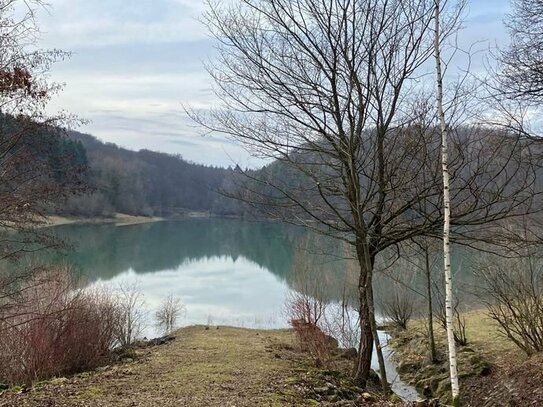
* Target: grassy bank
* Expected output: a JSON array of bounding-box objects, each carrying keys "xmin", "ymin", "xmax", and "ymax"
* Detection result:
[
  {"xmin": 388, "ymin": 310, "xmax": 543, "ymax": 406},
  {"xmin": 0, "ymin": 326, "xmax": 402, "ymax": 407}
]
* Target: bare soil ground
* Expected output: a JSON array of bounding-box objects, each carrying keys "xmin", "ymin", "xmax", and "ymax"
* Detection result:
[{"xmin": 0, "ymin": 326, "xmax": 403, "ymax": 407}]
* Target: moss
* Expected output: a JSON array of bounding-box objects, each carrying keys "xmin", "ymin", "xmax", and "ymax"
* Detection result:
[{"xmin": 80, "ymin": 387, "xmax": 103, "ymax": 399}]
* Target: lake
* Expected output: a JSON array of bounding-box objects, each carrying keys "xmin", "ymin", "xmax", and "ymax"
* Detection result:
[{"xmin": 46, "ymin": 217, "xmax": 481, "ymax": 330}]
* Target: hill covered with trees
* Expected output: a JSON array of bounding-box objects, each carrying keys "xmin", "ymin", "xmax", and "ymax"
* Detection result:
[{"xmin": 58, "ymin": 131, "xmax": 248, "ymax": 218}]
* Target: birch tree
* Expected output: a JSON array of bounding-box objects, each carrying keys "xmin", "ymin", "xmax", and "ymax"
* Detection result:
[{"xmin": 434, "ymin": 0, "xmax": 460, "ymax": 404}]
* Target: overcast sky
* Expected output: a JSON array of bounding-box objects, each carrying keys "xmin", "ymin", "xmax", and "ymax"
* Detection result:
[{"xmin": 38, "ymin": 0, "xmax": 511, "ymax": 168}]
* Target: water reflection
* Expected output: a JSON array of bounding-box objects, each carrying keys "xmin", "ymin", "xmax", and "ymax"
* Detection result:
[{"xmin": 44, "ymin": 219, "xmax": 478, "ymax": 333}]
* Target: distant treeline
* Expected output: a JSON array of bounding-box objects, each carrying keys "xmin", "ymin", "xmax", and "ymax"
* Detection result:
[{"xmin": 55, "ymin": 131, "xmax": 249, "ymax": 218}]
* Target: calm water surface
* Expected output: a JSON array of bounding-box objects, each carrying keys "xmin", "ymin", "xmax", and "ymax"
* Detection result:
[{"xmin": 50, "ymin": 219, "xmax": 303, "ymax": 330}]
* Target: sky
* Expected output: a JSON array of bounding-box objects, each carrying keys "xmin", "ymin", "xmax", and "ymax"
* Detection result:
[{"xmin": 37, "ymin": 0, "xmax": 511, "ymax": 168}]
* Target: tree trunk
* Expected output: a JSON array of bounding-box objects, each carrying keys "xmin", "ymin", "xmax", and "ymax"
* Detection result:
[
  {"xmin": 434, "ymin": 1, "xmax": 460, "ymax": 405},
  {"xmin": 353, "ymin": 241, "xmax": 374, "ymax": 388},
  {"xmin": 367, "ymin": 277, "xmax": 390, "ymax": 393},
  {"xmin": 425, "ymin": 246, "xmax": 438, "ymax": 363}
]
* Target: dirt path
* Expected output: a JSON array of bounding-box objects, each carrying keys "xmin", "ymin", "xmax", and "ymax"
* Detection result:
[{"xmin": 0, "ymin": 327, "xmax": 321, "ymax": 406}]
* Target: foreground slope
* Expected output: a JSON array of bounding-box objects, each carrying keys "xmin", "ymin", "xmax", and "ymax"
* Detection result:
[{"xmin": 0, "ymin": 326, "xmax": 401, "ymax": 407}]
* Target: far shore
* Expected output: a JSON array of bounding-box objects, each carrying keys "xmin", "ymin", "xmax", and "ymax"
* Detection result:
[{"xmin": 42, "ymin": 213, "xmax": 165, "ymax": 228}]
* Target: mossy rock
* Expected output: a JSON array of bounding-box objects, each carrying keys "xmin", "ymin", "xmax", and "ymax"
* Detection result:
[
  {"xmin": 397, "ymin": 360, "xmax": 421, "ymax": 374},
  {"xmin": 336, "ymin": 387, "xmax": 358, "ymax": 399},
  {"xmin": 457, "ymin": 352, "xmax": 491, "ymax": 378},
  {"xmin": 368, "ymin": 369, "xmax": 381, "ymax": 386},
  {"xmin": 416, "ymin": 373, "xmax": 449, "ymax": 394},
  {"xmin": 419, "ymin": 363, "xmax": 446, "ymax": 378}
]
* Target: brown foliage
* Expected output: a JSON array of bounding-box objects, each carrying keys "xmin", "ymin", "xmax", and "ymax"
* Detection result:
[
  {"xmin": 0, "ymin": 266, "xmax": 119, "ymax": 385},
  {"xmin": 288, "ymin": 302, "xmax": 331, "ymax": 368}
]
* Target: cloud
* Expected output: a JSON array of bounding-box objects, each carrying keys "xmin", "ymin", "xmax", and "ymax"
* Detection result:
[
  {"xmin": 37, "ymin": 0, "xmax": 515, "ymax": 168},
  {"xmin": 40, "ymin": 0, "xmax": 208, "ymax": 49}
]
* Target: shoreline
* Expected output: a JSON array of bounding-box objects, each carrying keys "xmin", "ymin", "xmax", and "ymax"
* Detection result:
[{"xmin": 42, "ymin": 213, "xmax": 165, "ymax": 228}]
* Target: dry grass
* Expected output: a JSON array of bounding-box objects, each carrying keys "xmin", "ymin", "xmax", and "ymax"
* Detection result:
[
  {"xmin": 409, "ymin": 309, "xmax": 521, "ymax": 366},
  {"xmin": 0, "ymin": 326, "xmax": 405, "ymax": 407},
  {"xmin": 393, "ymin": 309, "xmax": 543, "ymax": 406}
]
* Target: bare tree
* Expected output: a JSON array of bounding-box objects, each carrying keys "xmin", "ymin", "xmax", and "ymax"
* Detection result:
[
  {"xmin": 155, "ymin": 295, "xmax": 185, "ymax": 335},
  {"xmin": 474, "ymin": 239, "xmax": 543, "ymax": 356},
  {"xmin": 196, "ymin": 0, "xmax": 540, "ymax": 389},
  {"xmin": 378, "ymin": 269, "xmax": 416, "ymax": 330},
  {"xmin": 499, "ymin": 0, "xmax": 543, "ymax": 102},
  {"xmin": 114, "ymin": 282, "xmax": 146, "ymax": 347},
  {"xmin": 0, "ymin": 0, "xmax": 86, "ymax": 345}
]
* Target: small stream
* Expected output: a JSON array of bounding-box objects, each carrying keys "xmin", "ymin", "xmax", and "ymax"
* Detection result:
[{"xmin": 375, "ymin": 331, "xmax": 420, "ymax": 402}]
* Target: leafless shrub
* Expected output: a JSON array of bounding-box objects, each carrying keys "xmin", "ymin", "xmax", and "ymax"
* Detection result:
[
  {"xmin": 322, "ymin": 295, "xmax": 360, "ymax": 350},
  {"xmin": 474, "ymin": 253, "xmax": 543, "ymax": 356},
  {"xmin": 380, "ymin": 287, "xmax": 415, "ymax": 331},
  {"xmin": 155, "ymin": 294, "xmax": 185, "ymax": 335},
  {"xmin": 114, "ymin": 282, "xmax": 146, "ymax": 347},
  {"xmin": 0, "ymin": 266, "xmax": 119, "ymax": 385},
  {"xmin": 286, "ymin": 291, "xmax": 331, "ymax": 367}
]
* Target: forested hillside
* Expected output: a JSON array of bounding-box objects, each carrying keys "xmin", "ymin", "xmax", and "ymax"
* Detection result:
[{"xmin": 58, "ymin": 131, "xmax": 247, "ymax": 218}]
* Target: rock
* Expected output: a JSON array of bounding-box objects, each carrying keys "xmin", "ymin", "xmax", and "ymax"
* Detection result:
[
  {"xmin": 435, "ymin": 377, "xmax": 451, "ymax": 398},
  {"xmin": 423, "ymin": 384, "xmax": 433, "ymax": 399},
  {"xmin": 398, "ymin": 360, "xmax": 420, "ymax": 374},
  {"xmin": 358, "ymin": 391, "xmax": 377, "ymax": 402},
  {"xmin": 147, "ymin": 335, "xmax": 176, "ymax": 347},
  {"xmin": 368, "ymin": 369, "xmax": 382, "ymax": 386},
  {"xmin": 415, "ymin": 373, "xmax": 448, "ymax": 394},
  {"xmin": 314, "ymin": 383, "xmax": 336, "ymax": 396}
]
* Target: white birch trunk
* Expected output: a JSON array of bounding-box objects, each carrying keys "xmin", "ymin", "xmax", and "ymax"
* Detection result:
[{"xmin": 434, "ymin": 1, "xmax": 460, "ymax": 404}]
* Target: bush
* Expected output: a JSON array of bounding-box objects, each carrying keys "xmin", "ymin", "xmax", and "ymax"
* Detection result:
[
  {"xmin": 113, "ymin": 282, "xmax": 146, "ymax": 347},
  {"xmin": 286, "ymin": 291, "xmax": 332, "ymax": 367},
  {"xmin": 475, "ymin": 253, "xmax": 543, "ymax": 356},
  {"xmin": 0, "ymin": 266, "xmax": 120, "ymax": 385},
  {"xmin": 155, "ymin": 294, "xmax": 185, "ymax": 335}
]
